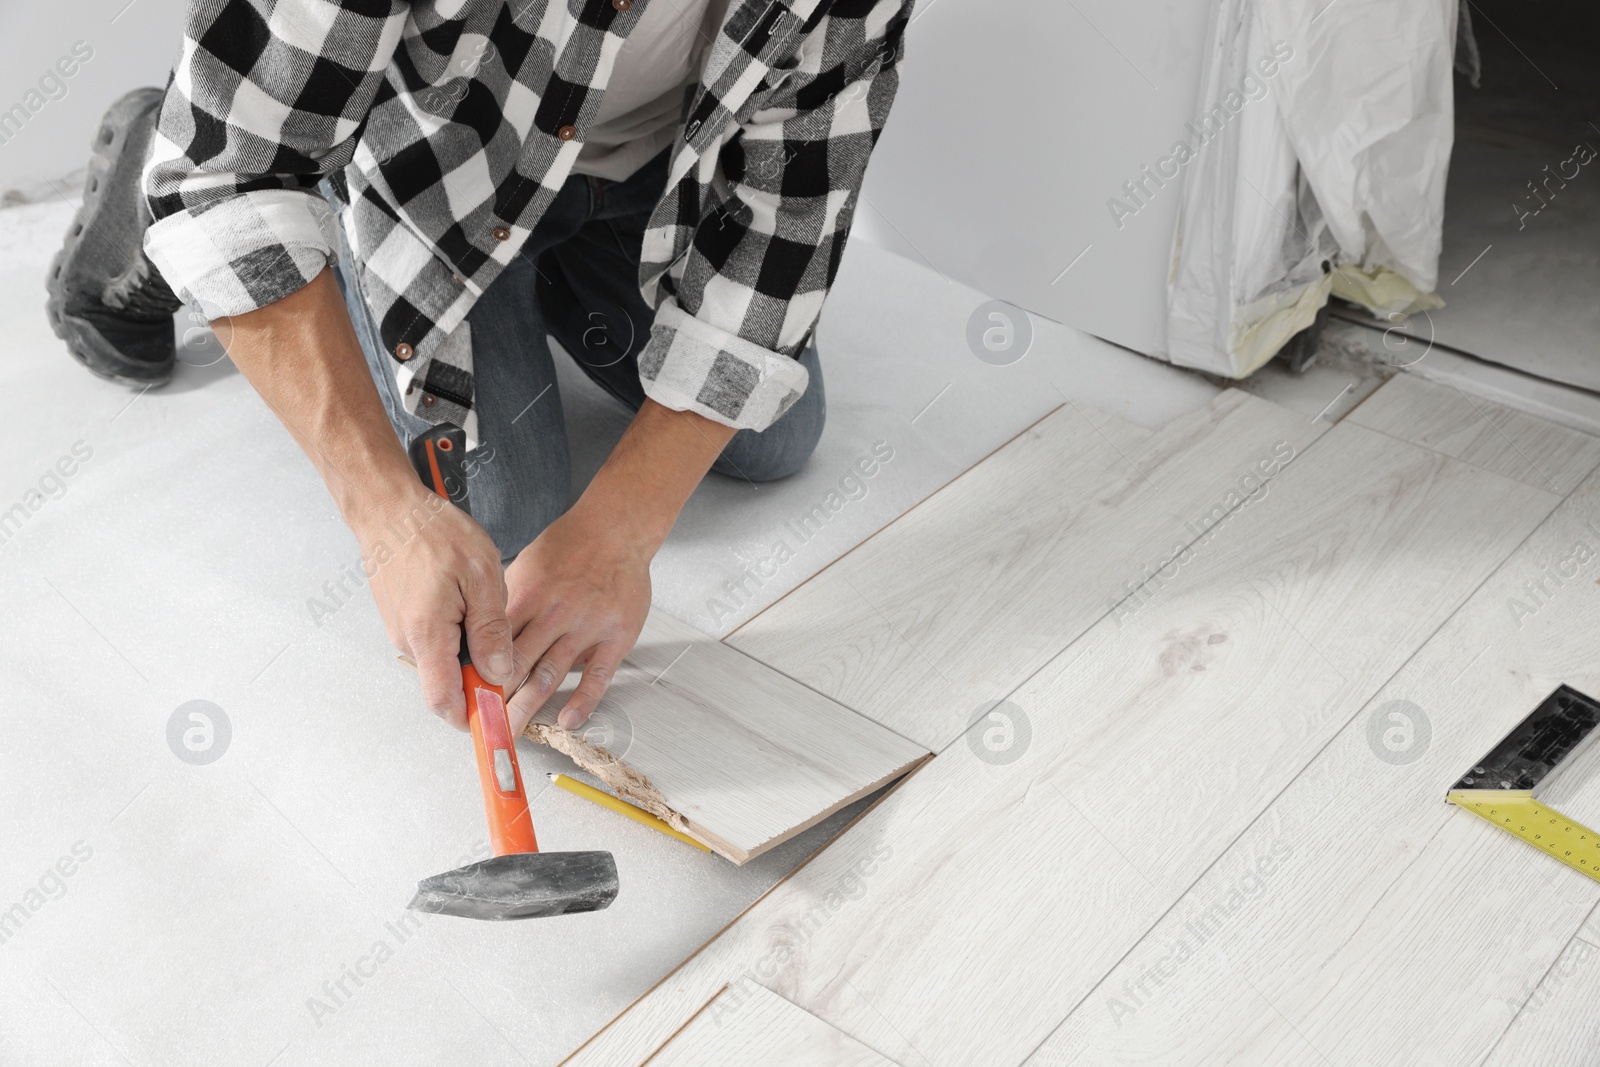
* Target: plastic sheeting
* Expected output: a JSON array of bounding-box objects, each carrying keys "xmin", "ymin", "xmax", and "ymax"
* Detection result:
[{"xmin": 1168, "ymin": 0, "xmax": 1459, "ymax": 377}]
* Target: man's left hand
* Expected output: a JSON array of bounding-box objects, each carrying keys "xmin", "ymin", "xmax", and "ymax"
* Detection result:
[
  {"xmin": 502, "ymin": 500, "xmax": 653, "ymax": 733},
  {"xmin": 500, "ymin": 398, "xmax": 737, "ymax": 733}
]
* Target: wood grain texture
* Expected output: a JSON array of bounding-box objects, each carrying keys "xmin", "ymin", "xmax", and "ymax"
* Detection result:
[
  {"xmin": 642, "ymin": 983, "xmax": 899, "ymax": 1067},
  {"xmin": 1025, "ymin": 472, "xmax": 1600, "ymax": 1065},
  {"xmin": 1071, "ymin": 401, "xmax": 1155, "ymax": 454},
  {"xmin": 527, "ymin": 609, "xmax": 929, "ymax": 864},
  {"xmin": 561, "ymin": 413, "xmax": 1557, "ymax": 1067},
  {"xmin": 1480, "ymin": 909, "xmax": 1600, "ymax": 1067},
  {"xmin": 730, "ymin": 389, "xmax": 1328, "ymax": 749},
  {"xmin": 1348, "ymin": 372, "xmax": 1600, "ymax": 494}
]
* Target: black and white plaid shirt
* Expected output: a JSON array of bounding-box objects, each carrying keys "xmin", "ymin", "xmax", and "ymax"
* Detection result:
[{"xmin": 143, "ymin": 0, "xmax": 908, "ymax": 440}]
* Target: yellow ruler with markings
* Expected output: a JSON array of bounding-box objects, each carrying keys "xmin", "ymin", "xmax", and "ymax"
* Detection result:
[{"xmin": 1447, "ymin": 685, "xmax": 1600, "ymax": 884}]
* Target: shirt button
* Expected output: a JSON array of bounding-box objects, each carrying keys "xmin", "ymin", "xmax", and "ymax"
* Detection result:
[
  {"xmin": 452, "ymin": 273, "xmax": 463, "ymax": 284},
  {"xmin": 395, "ymin": 343, "xmax": 414, "ymax": 361},
  {"xmin": 421, "ymin": 393, "xmax": 437, "ymax": 408},
  {"xmin": 492, "ymin": 226, "xmax": 511, "ymax": 241},
  {"xmin": 613, "ymin": 0, "xmax": 631, "ymax": 9},
  {"xmin": 557, "ymin": 124, "xmax": 578, "ymax": 141}
]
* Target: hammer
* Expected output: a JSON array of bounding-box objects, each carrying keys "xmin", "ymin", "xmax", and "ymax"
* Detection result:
[{"xmin": 403, "ymin": 423, "xmax": 619, "ymax": 920}]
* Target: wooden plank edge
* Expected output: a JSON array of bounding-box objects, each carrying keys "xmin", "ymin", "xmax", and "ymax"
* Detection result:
[
  {"xmin": 725, "ymin": 389, "xmax": 1295, "ymax": 649},
  {"xmin": 724, "ymin": 398, "xmax": 1071, "ymax": 643},
  {"xmin": 525, "ymin": 719, "xmax": 931, "ymax": 865},
  {"xmin": 637, "ymin": 984, "xmax": 731, "ymax": 1067},
  {"xmin": 717, "ymin": 751, "xmax": 936, "ymax": 865},
  {"xmin": 555, "ymin": 754, "xmax": 937, "ymax": 1066},
  {"xmin": 1346, "ymin": 373, "xmax": 1600, "ymax": 492}
]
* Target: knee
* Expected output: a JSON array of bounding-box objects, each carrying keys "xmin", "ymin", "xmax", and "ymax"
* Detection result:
[
  {"xmin": 469, "ymin": 459, "xmax": 571, "ymax": 564},
  {"xmin": 714, "ymin": 393, "xmax": 826, "ymax": 482}
]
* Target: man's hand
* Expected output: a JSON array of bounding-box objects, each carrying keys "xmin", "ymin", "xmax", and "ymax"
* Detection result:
[
  {"xmin": 350, "ymin": 483, "xmax": 517, "ymax": 730},
  {"xmin": 501, "ymin": 501, "xmax": 652, "ymax": 732},
  {"xmin": 503, "ymin": 399, "xmax": 735, "ymax": 733},
  {"xmin": 217, "ymin": 270, "xmax": 735, "ymax": 734},
  {"xmin": 215, "ymin": 269, "xmax": 518, "ymax": 729}
]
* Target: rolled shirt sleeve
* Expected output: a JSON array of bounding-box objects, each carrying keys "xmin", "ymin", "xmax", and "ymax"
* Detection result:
[
  {"xmin": 637, "ymin": 0, "xmax": 910, "ymax": 432},
  {"xmin": 142, "ymin": 0, "xmax": 408, "ymax": 320},
  {"xmin": 640, "ymin": 295, "xmax": 812, "ymax": 428}
]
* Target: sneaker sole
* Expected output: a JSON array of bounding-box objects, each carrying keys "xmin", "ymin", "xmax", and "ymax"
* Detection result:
[{"xmin": 45, "ymin": 87, "xmax": 174, "ymax": 388}]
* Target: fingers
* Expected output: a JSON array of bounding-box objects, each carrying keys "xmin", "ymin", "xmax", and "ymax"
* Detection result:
[
  {"xmin": 507, "ymin": 631, "xmax": 583, "ymax": 733},
  {"xmin": 557, "ymin": 644, "xmax": 624, "ymax": 730},
  {"xmin": 460, "ymin": 557, "xmax": 515, "ymax": 685},
  {"xmin": 357, "ymin": 493, "xmax": 514, "ymax": 732},
  {"xmin": 411, "ymin": 621, "xmax": 467, "ymax": 731}
]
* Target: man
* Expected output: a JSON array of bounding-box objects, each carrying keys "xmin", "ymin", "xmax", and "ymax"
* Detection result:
[{"xmin": 47, "ymin": 0, "xmax": 907, "ymax": 733}]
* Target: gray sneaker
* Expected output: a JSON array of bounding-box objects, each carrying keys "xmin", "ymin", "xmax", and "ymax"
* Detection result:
[{"xmin": 46, "ymin": 87, "xmax": 182, "ymax": 387}]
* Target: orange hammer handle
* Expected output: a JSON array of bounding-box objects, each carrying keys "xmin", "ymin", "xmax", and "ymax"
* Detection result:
[
  {"xmin": 464, "ymin": 665, "xmax": 540, "ymax": 857},
  {"xmin": 407, "ymin": 425, "xmax": 540, "ymax": 859}
]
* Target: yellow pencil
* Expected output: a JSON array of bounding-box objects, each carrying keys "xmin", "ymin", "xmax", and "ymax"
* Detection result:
[{"xmin": 547, "ymin": 773, "xmax": 712, "ymax": 852}]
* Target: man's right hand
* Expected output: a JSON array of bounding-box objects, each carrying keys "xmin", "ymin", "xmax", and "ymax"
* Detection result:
[
  {"xmin": 350, "ymin": 483, "xmax": 517, "ymax": 730},
  {"xmin": 213, "ymin": 268, "xmax": 516, "ymax": 729}
]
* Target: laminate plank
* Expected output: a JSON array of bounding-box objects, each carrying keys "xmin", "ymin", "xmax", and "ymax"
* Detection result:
[
  {"xmin": 1480, "ymin": 909, "xmax": 1600, "ymax": 1067},
  {"xmin": 1024, "ymin": 468, "xmax": 1600, "ymax": 1066},
  {"xmin": 1072, "ymin": 402, "xmax": 1155, "ymax": 454},
  {"xmin": 643, "ymin": 983, "xmax": 899, "ymax": 1067},
  {"xmin": 561, "ymin": 418, "xmax": 1556, "ymax": 1067},
  {"xmin": 730, "ymin": 389, "xmax": 1328, "ymax": 750},
  {"xmin": 526, "ymin": 609, "xmax": 929, "ymax": 864},
  {"xmin": 1348, "ymin": 372, "xmax": 1600, "ymax": 494}
]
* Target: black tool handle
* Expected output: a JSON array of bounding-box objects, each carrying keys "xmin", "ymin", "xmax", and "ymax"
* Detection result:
[{"xmin": 407, "ymin": 423, "xmax": 471, "ymax": 516}]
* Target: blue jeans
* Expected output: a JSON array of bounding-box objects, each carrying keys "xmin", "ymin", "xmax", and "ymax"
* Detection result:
[{"xmin": 331, "ymin": 149, "xmax": 826, "ymax": 561}]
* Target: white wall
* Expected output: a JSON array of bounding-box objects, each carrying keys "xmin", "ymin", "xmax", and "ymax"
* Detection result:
[
  {"xmin": 0, "ymin": 0, "xmax": 187, "ymax": 199},
  {"xmin": 852, "ymin": 0, "xmax": 1214, "ymax": 358}
]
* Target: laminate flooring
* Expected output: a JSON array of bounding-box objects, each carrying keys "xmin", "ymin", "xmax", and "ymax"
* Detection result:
[
  {"xmin": 1481, "ymin": 910, "xmax": 1600, "ymax": 1067},
  {"xmin": 642, "ymin": 983, "xmax": 899, "ymax": 1067},
  {"xmin": 560, "ymin": 375, "xmax": 1600, "ymax": 1066},
  {"xmin": 729, "ymin": 388, "xmax": 1330, "ymax": 750},
  {"xmin": 1026, "ymin": 443, "xmax": 1600, "ymax": 1065},
  {"xmin": 525, "ymin": 609, "xmax": 929, "ymax": 864},
  {"xmin": 1347, "ymin": 372, "xmax": 1600, "ymax": 494}
]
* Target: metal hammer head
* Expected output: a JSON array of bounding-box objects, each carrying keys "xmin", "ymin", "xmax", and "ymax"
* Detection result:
[{"xmin": 408, "ymin": 852, "xmax": 619, "ymax": 921}]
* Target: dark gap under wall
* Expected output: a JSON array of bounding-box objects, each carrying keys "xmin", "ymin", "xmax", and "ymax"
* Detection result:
[{"xmin": 1433, "ymin": 0, "xmax": 1600, "ymax": 389}]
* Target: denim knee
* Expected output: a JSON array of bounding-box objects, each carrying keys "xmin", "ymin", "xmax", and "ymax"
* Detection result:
[{"xmin": 473, "ymin": 456, "xmax": 572, "ymax": 564}]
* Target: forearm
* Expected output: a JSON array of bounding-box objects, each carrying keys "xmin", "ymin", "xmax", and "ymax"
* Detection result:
[
  {"xmin": 213, "ymin": 268, "xmax": 421, "ymax": 525},
  {"xmin": 572, "ymin": 400, "xmax": 737, "ymax": 554},
  {"xmin": 217, "ymin": 268, "xmax": 520, "ymax": 709}
]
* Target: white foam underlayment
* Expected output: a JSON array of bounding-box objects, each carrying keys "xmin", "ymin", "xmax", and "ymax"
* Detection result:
[{"xmin": 0, "ymin": 197, "xmax": 1218, "ymax": 1067}]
